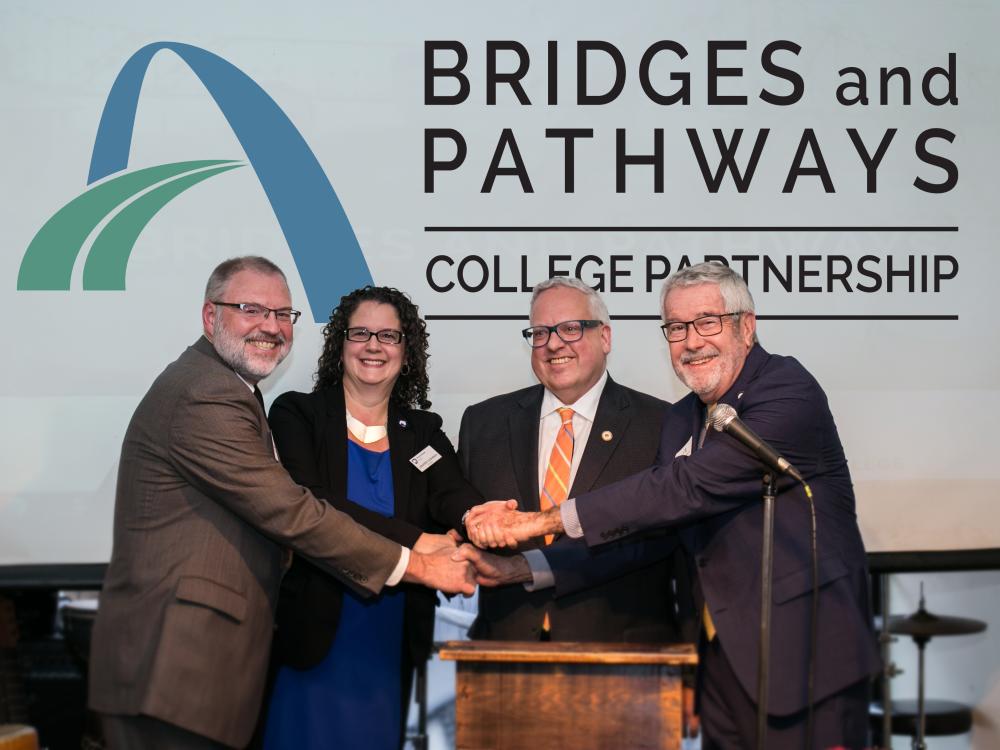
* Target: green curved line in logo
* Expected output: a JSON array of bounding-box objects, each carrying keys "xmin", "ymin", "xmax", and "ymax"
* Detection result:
[
  {"xmin": 18, "ymin": 160, "xmax": 240, "ymax": 290},
  {"xmin": 83, "ymin": 163, "xmax": 244, "ymax": 290}
]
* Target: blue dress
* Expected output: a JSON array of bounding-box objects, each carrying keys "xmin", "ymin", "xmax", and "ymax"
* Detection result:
[{"xmin": 263, "ymin": 441, "xmax": 405, "ymax": 749}]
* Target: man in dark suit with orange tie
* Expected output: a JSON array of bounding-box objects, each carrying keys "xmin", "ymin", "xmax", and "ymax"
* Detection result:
[{"xmin": 458, "ymin": 276, "xmax": 692, "ymax": 647}]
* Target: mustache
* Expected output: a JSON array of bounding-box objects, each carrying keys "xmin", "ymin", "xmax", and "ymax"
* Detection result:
[
  {"xmin": 245, "ymin": 333, "xmax": 286, "ymax": 345},
  {"xmin": 679, "ymin": 347, "xmax": 719, "ymax": 364}
]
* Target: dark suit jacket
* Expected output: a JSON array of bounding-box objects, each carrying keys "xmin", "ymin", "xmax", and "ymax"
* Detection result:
[
  {"xmin": 89, "ymin": 337, "xmax": 401, "ymax": 748},
  {"xmin": 459, "ymin": 376, "xmax": 692, "ymax": 643},
  {"xmin": 571, "ymin": 345, "xmax": 880, "ymax": 715},
  {"xmin": 268, "ymin": 387, "xmax": 482, "ymax": 671}
]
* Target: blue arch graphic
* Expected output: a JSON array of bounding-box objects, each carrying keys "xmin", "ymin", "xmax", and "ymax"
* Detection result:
[{"xmin": 90, "ymin": 41, "xmax": 372, "ymax": 320}]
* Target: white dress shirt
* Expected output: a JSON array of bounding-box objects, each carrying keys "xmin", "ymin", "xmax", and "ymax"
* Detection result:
[
  {"xmin": 523, "ymin": 370, "xmax": 608, "ymax": 590},
  {"xmin": 536, "ymin": 369, "xmax": 608, "ymax": 494}
]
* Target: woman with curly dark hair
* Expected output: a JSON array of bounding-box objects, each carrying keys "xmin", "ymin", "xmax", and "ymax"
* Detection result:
[{"xmin": 261, "ymin": 286, "xmax": 481, "ymax": 750}]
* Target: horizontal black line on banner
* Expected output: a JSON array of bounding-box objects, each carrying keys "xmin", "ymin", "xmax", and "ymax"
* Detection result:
[
  {"xmin": 425, "ymin": 314, "xmax": 959, "ymax": 321},
  {"xmin": 424, "ymin": 225, "xmax": 959, "ymax": 233}
]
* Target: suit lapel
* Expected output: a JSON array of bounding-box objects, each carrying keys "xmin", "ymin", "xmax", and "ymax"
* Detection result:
[
  {"xmin": 694, "ymin": 399, "xmax": 710, "ymax": 450},
  {"xmin": 720, "ymin": 343, "xmax": 767, "ymax": 412},
  {"xmin": 510, "ymin": 387, "xmax": 542, "ymax": 512},
  {"xmin": 388, "ymin": 405, "xmax": 415, "ymax": 520},
  {"xmin": 569, "ymin": 378, "xmax": 629, "ymax": 497},
  {"xmin": 323, "ymin": 388, "xmax": 350, "ymax": 502},
  {"xmin": 193, "ymin": 337, "xmax": 274, "ymax": 448},
  {"xmin": 708, "ymin": 343, "xmax": 768, "ymax": 445}
]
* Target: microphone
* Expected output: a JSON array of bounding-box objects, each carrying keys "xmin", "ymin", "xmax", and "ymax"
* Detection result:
[{"xmin": 710, "ymin": 404, "xmax": 805, "ymax": 483}]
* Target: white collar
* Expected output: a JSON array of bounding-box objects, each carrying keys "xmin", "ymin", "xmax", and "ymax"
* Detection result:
[
  {"xmin": 345, "ymin": 410, "xmax": 387, "ymax": 444},
  {"xmin": 540, "ymin": 369, "xmax": 608, "ymax": 423},
  {"xmin": 233, "ymin": 371, "xmax": 256, "ymax": 392}
]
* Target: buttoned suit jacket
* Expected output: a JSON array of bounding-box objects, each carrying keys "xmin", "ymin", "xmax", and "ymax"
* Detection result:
[
  {"xmin": 571, "ymin": 345, "xmax": 880, "ymax": 715},
  {"xmin": 88, "ymin": 337, "xmax": 402, "ymax": 748},
  {"xmin": 459, "ymin": 376, "xmax": 692, "ymax": 643},
  {"xmin": 267, "ymin": 386, "xmax": 482, "ymax": 672}
]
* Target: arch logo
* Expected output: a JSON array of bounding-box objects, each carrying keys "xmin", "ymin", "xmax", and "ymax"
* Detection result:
[{"xmin": 17, "ymin": 41, "xmax": 371, "ymax": 321}]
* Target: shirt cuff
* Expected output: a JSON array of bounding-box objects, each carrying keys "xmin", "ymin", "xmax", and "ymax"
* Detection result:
[
  {"xmin": 560, "ymin": 498, "xmax": 584, "ymax": 539},
  {"xmin": 385, "ymin": 546, "xmax": 409, "ymax": 587},
  {"xmin": 521, "ymin": 549, "xmax": 555, "ymax": 591}
]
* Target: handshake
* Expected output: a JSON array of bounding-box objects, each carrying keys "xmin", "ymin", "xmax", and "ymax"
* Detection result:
[
  {"xmin": 406, "ymin": 499, "xmax": 564, "ymax": 595},
  {"xmin": 463, "ymin": 499, "xmax": 564, "ymax": 549}
]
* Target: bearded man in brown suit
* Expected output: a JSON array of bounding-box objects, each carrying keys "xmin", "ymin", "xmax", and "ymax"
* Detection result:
[{"xmin": 89, "ymin": 256, "xmax": 474, "ymax": 749}]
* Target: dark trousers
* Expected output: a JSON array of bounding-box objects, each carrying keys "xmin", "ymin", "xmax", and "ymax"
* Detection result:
[
  {"xmin": 100, "ymin": 713, "xmax": 230, "ymax": 750},
  {"xmin": 700, "ymin": 637, "xmax": 870, "ymax": 750}
]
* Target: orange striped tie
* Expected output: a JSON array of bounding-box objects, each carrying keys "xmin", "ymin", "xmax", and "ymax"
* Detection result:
[
  {"xmin": 540, "ymin": 407, "xmax": 575, "ymax": 543},
  {"xmin": 540, "ymin": 407, "xmax": 574, "ymax": 633}
]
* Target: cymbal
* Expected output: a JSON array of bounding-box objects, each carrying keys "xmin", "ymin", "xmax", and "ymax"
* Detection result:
[{"xmin": 876, "ymin": 607, "xmax": 986, "ymax": 638}]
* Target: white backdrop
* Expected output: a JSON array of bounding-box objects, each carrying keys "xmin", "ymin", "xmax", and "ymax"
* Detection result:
[{"xmin": 2, "ymin": 1, "xmax": 997, "ymax": 566}]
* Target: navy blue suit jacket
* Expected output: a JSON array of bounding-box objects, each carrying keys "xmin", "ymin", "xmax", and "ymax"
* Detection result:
[{"xmin": 571, "ymin": 345, "xmax": 879, "ymax": 715}]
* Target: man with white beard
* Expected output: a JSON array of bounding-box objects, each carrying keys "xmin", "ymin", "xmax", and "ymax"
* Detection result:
[{"xmin": 89, "ymin": 256, "xmax": 474, "ymax": 749}]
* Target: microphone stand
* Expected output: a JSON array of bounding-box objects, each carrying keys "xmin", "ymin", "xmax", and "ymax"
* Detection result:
[{"xmin": 756, "ymin": 473, "xmax": 777, "ymax": 750}]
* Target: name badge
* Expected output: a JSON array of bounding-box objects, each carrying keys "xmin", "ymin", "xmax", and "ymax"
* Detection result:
[
  {"xmin": 410, "ymin": 445, "xmax": 442, "ymax": 472},
  {"xmin": 674, "ymin": 436, "xmax": 693, "ymax": 458}
]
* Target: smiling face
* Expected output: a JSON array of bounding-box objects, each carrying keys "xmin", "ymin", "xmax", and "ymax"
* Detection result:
[
  {"xmin": 663, "ymin": 283, "xmax": 755, "ymax": 404},
  {"xmin": 342, "ymin": 300, "xmax": 405, "ymax": 397},
  {"xmin": 202, "ymin": 269, "xmax": 292, "ymax": 384},
  {"xmin": 530, "ymin": 286, "xmax": 610, "ymax": 405}
]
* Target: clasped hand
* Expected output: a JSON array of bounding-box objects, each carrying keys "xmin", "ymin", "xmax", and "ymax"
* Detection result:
[
  {"xmin": 408, "ymin": 529, "xmax": 476, "ymax": 596},
  {"xmin": 464, "ymin": 499, "xmax": 547, "ymax": 549},
  {"xmin": 408, "ymin": 504, "xmax": 557, "ymax": 593}
]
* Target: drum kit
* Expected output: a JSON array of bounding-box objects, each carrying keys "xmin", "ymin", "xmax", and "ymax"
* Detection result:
[{"xmin": 875, "ymin": 586, "xmax": 986, "ymax": 749}]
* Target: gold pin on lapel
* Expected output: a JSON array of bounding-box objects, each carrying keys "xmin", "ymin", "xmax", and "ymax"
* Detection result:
[{"xmin": 601, "ymin": 430, "xmax": 613, "ymax": 442}]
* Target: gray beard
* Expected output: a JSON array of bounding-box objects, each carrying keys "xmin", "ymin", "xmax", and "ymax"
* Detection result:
[{"xmin": 212, "ymin": 318, "xmax": 287, "ymax": 382}]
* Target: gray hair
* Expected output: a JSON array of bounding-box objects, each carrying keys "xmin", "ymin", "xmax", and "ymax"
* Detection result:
[
  {"xmin": 660, "ymin": 262, "xmax": 755, "ymax": 320},
  {"xmin": 530, "ymin": 276, "xmax": 610, "ymax": 324},
  {"xmin": 204, "ymin": 256, "xmax": 287, "ymax": 302}
]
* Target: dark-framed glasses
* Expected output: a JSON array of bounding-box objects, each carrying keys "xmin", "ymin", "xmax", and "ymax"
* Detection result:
[
  {"xmin": 345, "ymin": 327, "xmax": 405, "ymax": 345},
  {"xmin": 522, "ymin": 319, "xmax": 602, "ymax": 348},
  {"xmin": 213, "ymin": 301, "xmax": 301, "ymax": 325},
  {"xmin": 660, "ymin": 313, "xmax": 740, "ymax": 342}
]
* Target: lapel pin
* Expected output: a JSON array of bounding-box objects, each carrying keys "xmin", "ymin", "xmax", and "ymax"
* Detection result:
[
  {"xmin": 737, "ymin": 392, "xmax": 743, "ymax": 399},
  {"xmin": 601, "ymin": 430, "xmax": 613, "ymax": 442},
  {"xmin": 398, "ymin": 419, "xmax": 408, "ymax": 429}
]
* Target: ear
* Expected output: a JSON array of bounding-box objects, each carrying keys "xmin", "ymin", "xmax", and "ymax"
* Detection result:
[
  {"xmin": 600, "ymin": 322, "xmax": 612, "ymax": 354},
  {"xmin": 202, "ymin": 301, "xmax": 216, "ymax": 341},
  {"xmin": 739, "ymin": 312, "xmax": 756, "ymax": 347}
]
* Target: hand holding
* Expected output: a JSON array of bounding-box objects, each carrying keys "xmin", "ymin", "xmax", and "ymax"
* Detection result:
[
  {"xmin": 405, "ymin": 545, "xmax": 475, "ymax": 596},
  {"xmin": 465, "ymin": 500, "xmax": 560, "ymax": 549},
  {"xmin": 464, "ymin": 499, "xmax": 524, "ymax": 548},
  {"xmin": 452, "ymin": 544, "xmax": 532, "ymax": 587},
  {"xmin": 413, "ymin": 531, "xmax": 461, "ymax": 555}
]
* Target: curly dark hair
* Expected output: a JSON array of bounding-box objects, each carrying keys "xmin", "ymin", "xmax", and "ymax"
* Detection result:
[{"xmin": 314, "ymin": 286, "xmax": 431, "ymax": 409}]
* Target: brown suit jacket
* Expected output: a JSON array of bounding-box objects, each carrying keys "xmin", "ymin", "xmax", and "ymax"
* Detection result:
[{"xmin": 89, "ymin": 337, "xmax": 402, "ymax": 748}]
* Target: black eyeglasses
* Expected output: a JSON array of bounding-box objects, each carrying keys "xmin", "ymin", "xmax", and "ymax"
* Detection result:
[
  {"xmin": 522, "ymin": 319, "xmax": 602, "ymax": 348},
  {"xmin": 213, "ymin": 301, "xmax": 301, "ymax": 324},
  {"xmin": 660, "ymin": 313, "xmax": 740, "ymax": 342},
  {"xmin": 345, "ymin": 327, "xmax": 405, "ymax": 345}
]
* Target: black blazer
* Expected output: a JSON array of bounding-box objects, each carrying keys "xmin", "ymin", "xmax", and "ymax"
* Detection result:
[
  {"xmin": 458, "ymin": 376, "xmax": 694, "ymax": 643},
  {"xmin": 268, "ymin": 387, "xmax": 482, "ymax": 670}
]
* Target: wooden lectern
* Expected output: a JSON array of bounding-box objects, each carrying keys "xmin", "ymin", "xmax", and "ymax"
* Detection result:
[{"xmin": 439, "ymin": 641, "xmax": 697, "ymax": 750}]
